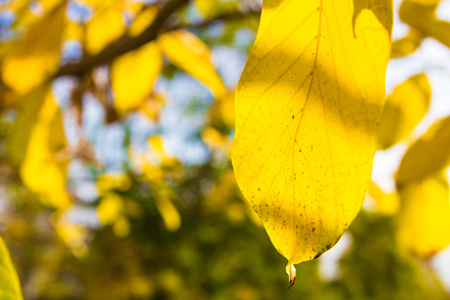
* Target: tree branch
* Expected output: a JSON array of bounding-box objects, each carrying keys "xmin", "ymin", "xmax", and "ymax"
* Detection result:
[
  {"xmin": 55, "ymin": 0, "xmax": 190, "ymax": 77},
  {"xmin": 54, "ymin": 2, "xmax": 261, "ymax": 79},
  {"xmin": 166, "ymin": 10, "xmax": 260, "ymax": 32}
]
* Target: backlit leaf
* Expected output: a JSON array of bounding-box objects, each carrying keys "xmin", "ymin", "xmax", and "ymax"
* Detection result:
[
  {"xmin": 111, "ymin": 42, "xmax": 162, "ymax": 113},
  {"xmin": 377, "ymin": 73, "xmax": 431, "ymax": 149},
  {"xmin": 396, "ymin": 173, "xmax": 450, "ymax": 259},
  {"xmin": 399, "ymin": 0, "xmax": 450, "ymax": 48},
  {"xmin": 20, "ymin": 88, "xmax": 71, "ymax": 209},
  {"xmin": 396, "ymin": 116, "xmax": 450, "ymax": 186},
  {"xmin": 390, "ymin": 29, "xmax": 424, "ymax": 59},
  {"xmin": 367, "ymin": 180, "xmax": 400, "ymax": 215},
  {"xmin": 158, "ymin": 30, "xmax": 227, "ymax": 98},
  {"xmin": 0, "ymin": 236, "xmax": 23, "ymax": 300},
  {"xmin": 86, "ymin": 7, "xmax": 125, "ymax": 54},
  {"xmin": 231, "ymin": 0, "xmax": 392, "ymax": 280},
  {"xmin": 1, "ymin": 4, "xmax": 66, "ymax": 94}
]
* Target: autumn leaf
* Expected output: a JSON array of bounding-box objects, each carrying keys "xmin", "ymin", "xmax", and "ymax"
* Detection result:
[
  {"xmin": 0, "ymin": 236, "xmax": 23, "ymax": 300},
  {"xmin": 158, "ymin": 30, "xmax": 227, "ymax": 98},
  {"xmin": 377, "ymin": 73, "xmax": 431, "ymax": 149},
  {"xmin": 1, "ymin": 3, "xmax": 66, "ymax": 94},
  {"xmin": 231, "ymin": 0, "xmax": 392, "ymax": 285},
  {"xmin": 396, "ymin": 116, "xmax": 450, "ymax": 187},
  {"xmin": 111, "ymin": 42, "xmax": 163, "ymax": 113},
  {"xmin": 367, "ymin": 180, "xmax": 400, "ymax": 215},
  {"xmin": 390, "ymin": 29, "xmax": 424, "ymax": 59},
  {"xmin": 17, "ymin": 87, "xmax": 71, "ymax": 209},
  {"xmin": 399, "ymin": 0, "xmax": 450, "ymax": 48},
  {"xmin": 396, "ymin": 173, "xmax": 450, "ymax": 259}
]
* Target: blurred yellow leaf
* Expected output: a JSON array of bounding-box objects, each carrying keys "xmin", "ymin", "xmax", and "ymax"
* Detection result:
[
  {"xmin": 113, "ymin": 216, "xmax": 131, "ymax": 238},
  {"xmin": 0, "ymin": 235, "xmax": 24, "ymax": 300},
  {"xmin": 154, "ymin": 194, "xmax": 181, "ymax": 232},
  {"xmin": 138, "ymin": 93, "xmax": 166, "ymax": 122},
  {"xmin": 20, "ymin": 88, "xmax": 71, "ymax": 209},
  {"xmin": 52, "ymin": 214, "xmax": 89, "ymax": 258},
  {"xmin": 158, "ymin": 30, "xmax": 227, "ymax": 98},
  {"xmin": 390, "ymin": 29, "xmax": 424, "ymax": 59},
  {"xmin": 208, "ymin": 92, "xmax": 235, "ymax": 129},
  {"xmin": 97, "ymin": 193, "xmax": 124, "ymax": 225},
  {"xmin": 111, "ymin": 42, "xmax": 162, "ymax": 113},
  {"xmin": 396, "ymin": 116, "xmax": 450, "ymax": 187},
  {"xmin": 231, "ymin": 0, "xmax": 392, "ymax": 280},
  {"xmin": 396, "ymin": 173, "xmax": 450, "ymax": 259},
  {"xmin": 201, "ymin": 126, "xmax": 231, "ymax": 156},
  {"xmin": 86, "ymin": 7, "xmax": 125, "ymax": 54},
  {"xmin": 1, "ymin": 4, "xmax": 66, "ymax": 94},
  {"xmin": 377, "ymin": 73, "xmax": 431, "ymax": 149},
  {"xmin": 128, "ymin": 6, "xmax": 158, "ymax": 37},
  {"xmin": 194, "ymin": 0, "xmax": 220, "ymax": 17},
  {"xmin": 96, "ymin": 172, "xmax": 132, "ymax": 196},
  {"xmin": 399, "ymin": 0, "xmax": 450, "ymax": 47},
  {"xmin": 367, "ymin": 181, "xmax": 400, "ymax": 215},
  {"xmin": 7, "ymin": 86, "xmax": 48, "ymax": 167}
]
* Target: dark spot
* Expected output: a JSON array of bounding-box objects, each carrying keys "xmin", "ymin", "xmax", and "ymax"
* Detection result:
[
  {"xmin": 325, "ymin": 244, "xmax": 332, "ymax": 250},
  {"xmin": 314, "ymin": 252, "xmax": 323, "ymax": 259},
  {"xmin": 258, "ymin": 188, "xmax": 261, "ymax": 191},
  {"xmin": 312, "ymin": 227, "xmax": 316, "ymax": 232},
  {"xmin": 292, "ymin": 115, "xmax": 295, "ymax": 119}
]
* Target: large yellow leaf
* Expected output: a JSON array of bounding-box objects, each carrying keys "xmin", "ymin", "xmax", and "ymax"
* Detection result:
[
  {"xmin": 396, "ymin": 173, "xmax": 450, "ymax": 259},
  {"xmin": 231, "ymin": 0, "xmax": 392, "ymax": 284},
  {"xmin": 0, "ymin": 236, "xmax": 23, "ymax": 300},
  {"xmin": 1, "ymin": 4, "xmax": 66, "ymax": 94},
  {"xmin": 396, "ymin": 116, "xmax": 450, "ymax": 187},
  {"xmin": 158, "ymin": 30, "xmax": 227, "ymax": 98},
  {"xmin": 377, "ymin": 73, "xmax": 431, "ymax": 149},
  {"xmin": 111, "ymin": 42, "xmax": 162, "ymax": 113}
]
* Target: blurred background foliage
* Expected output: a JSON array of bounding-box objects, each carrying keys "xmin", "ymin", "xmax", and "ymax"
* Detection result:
[{"xmin": 0, "ymin": 0, "xmax": 450, "ymax": 299}]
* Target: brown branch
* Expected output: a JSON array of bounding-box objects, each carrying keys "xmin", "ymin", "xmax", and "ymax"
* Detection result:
[
  {"xmin": 54, "ymin": 2, "xmax": 261, "ymax": 79},
  {"xmin": 166, "ymin": 10, "xmax": 261, "ymax": 32},
  {"xmin": 55, "ymin": 0, "xmax": 190, "ymax": 77}
]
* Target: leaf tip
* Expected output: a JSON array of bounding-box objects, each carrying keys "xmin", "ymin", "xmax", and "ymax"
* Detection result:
[{"xmin": 286, "ymin": 263, "xmax": 296, "ymax": 289}]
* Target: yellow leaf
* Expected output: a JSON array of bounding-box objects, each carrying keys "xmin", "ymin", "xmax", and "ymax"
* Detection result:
[
  {"xmin": 0, "ymin": 235, "xmax": 24, "ymax": 300},
  {"xmin": 138, "ymin": 93, "xmax": 166, "ymax": 122},
  {"xmin": 399, "ymin": 0, "xmax": 450, "ymax": 48},
  {"xmin": 51, "ymin": 214, "xmax": 89, "ymax": 258},
  {"xmin": 201, "ymin": 126, "xmax": 231, "ymax": 156},
  {"xmin": 231, "ymin": 0, "xmax": 392, "ymax": 274},
  {"xmin": 396, "ymin": 116, "xmax": 450, "ymax": 186},
  {"xmin": 366, "ymin": 181, "xmax": 400, "ymax": 215},
  {"xmin": 128, "ymin": 6, "xmax": 158, "ymax": 37},
  {"xmin": 390, "ymin": 29, "xmax": 424, "ymax": 59},
  {"xmin": 86, "ymin": 7, "xmax": 125, "ymax": 54},
  {"xmin": 7, "ymin": 86, "xmax": 48, "ymax": 166},
  {"xmin": 97, "ymin": 193, "xmax": 124, "ymax": 225},
  {"xmin": 1, "ymin": 4, "xmax": 66, "ymax": 94},
  {"xmin": 396, "ymin": 173, "xmax": 450, "ymax": 259},
  {"xmin": 377, "ymin": 73, "xmax": 431, "ymax": 149},
  {"xmin": 96, "ymin": 172, "xmax": 132, "ymax": 196},
  {"xmin": 20, "ymin": 88, "xmax": 71, "ymax": 209},
  {"xmin": 111, "ymin": 42, "xmax": 162, "ymax": 113},
  {"xmin": 158, "ymin": 30, "xmax": 227, "ymax": 98},
  {"xmin": 154, "ymin": 194, "xmax": 181, "ymax": 232}
]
